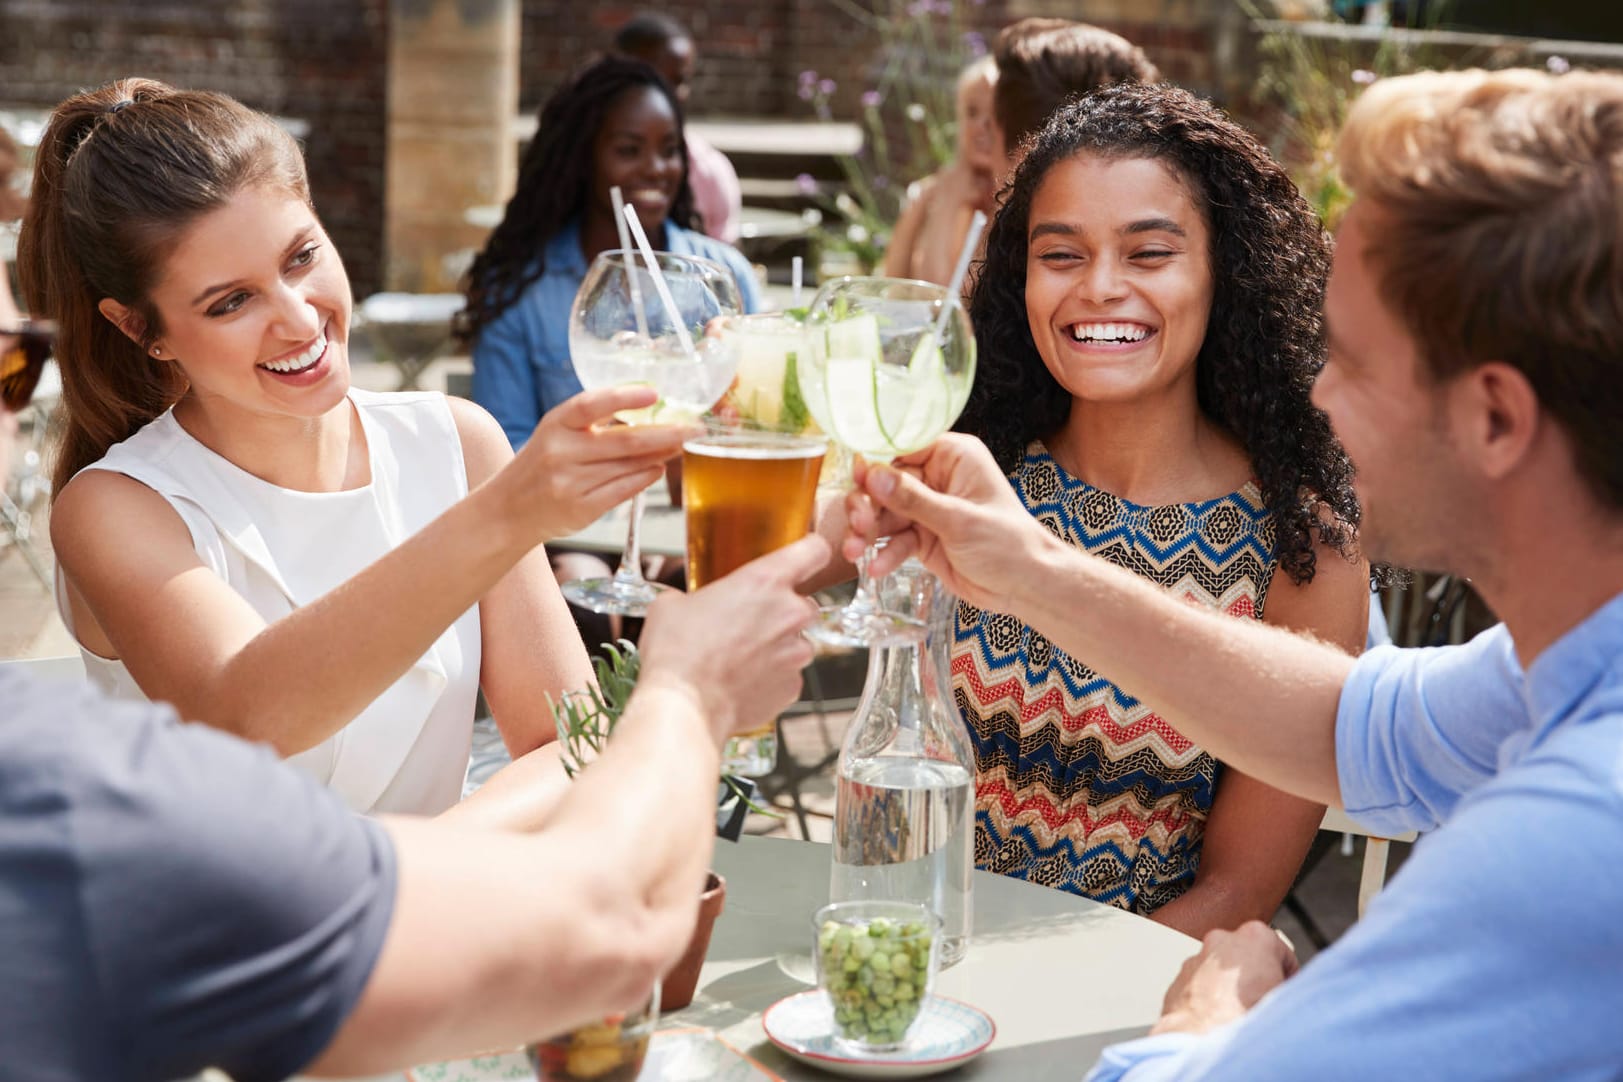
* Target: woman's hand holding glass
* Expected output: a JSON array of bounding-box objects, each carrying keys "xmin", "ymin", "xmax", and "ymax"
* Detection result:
[
  {"xmin": 561, "ymin": 249, "xmax": 743, "ymax": 616},
  {"xmin": 499, "ymin": 384, "xmax": 696, "ymax": 545}
]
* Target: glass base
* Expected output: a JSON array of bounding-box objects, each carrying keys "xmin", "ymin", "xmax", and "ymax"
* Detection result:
[
  {"xmin": 805, "ymin": 603, "xmax": 927, "ymax": 648},
  {"xmin": 723, "ymin": 728, "xmax": 778, "ymax": 777},
  {"xmin": 559, "ymin": 576, "xmax": 671, "ymax": 617}
]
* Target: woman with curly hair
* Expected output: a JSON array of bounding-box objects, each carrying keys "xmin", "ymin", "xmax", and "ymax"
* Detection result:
[
  {"xmin": 460, "ymin": 55, "xmax": 762, "ymax": 452},
  {"xmin": 951, "ymin": 81, "xmax": 1370, "ymax": 937}
]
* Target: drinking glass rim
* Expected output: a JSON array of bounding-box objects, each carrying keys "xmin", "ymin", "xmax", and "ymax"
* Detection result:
[
  {"xmin": 590, "ymin": 247, "xmax": 734, "ymax": 282},
  {"xmin": 683, "ymin": 429, "xmax": 828, "ymax": 454},
  {"xmin": 815, "ymin": 274, "xmax": 956, "ymax": 299},
  {"xmin": 814, "ymin": 899, "xmax": 940, "ymax": 932}
]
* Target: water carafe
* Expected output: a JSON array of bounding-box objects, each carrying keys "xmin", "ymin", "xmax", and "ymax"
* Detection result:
[{"xmin": 830, "ymin": 561, "xmax": 976, "ymax": 965}]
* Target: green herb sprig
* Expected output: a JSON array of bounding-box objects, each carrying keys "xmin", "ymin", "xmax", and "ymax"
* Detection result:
[{"xmin": 546, "ymin": 640, "xmax": 780, "ymax": 833}]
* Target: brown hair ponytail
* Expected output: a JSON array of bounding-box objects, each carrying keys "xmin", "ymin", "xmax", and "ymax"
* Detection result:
[{"xmin": 17, "ymin": 78, "xmax": 309, "ymax": 497}]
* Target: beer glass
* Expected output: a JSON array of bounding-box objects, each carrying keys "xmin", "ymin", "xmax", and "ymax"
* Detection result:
[{"xmin": 689, "ymin": 314, "xmax": 829, "ymax": 774}]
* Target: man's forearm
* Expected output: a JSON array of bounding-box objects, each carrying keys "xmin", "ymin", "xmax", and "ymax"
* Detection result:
[
  {"xmin": 315, "ymin": 689, "xmax": 722, "ymax": 1073},
  {"xmin": 1011, "ymin": 536, "xmax": 1353, "ymax": 806}
]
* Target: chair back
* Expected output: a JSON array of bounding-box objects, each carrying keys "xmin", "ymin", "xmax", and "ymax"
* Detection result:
[{"xmin": 1322, "ymin": 807, "xmax": 1419, "ymax": 918}]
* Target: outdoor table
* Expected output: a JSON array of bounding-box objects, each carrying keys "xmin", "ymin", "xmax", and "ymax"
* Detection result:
[
  {"xmin": 385, "ymin": 836, "xmax": 1197, "ymax": 1081},
  {"xmin": 356, "ymin": 292, "xmax": 465, "ymax": 391}
]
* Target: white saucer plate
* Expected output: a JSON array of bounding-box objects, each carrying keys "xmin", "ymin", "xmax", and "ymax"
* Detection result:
[{"xmin": 762, "ymin": 990, "xmax": 996, "ymax": 1079}]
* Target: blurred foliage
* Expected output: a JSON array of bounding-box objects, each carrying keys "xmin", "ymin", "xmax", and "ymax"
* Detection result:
[
  {"xmin": 798, "ymin": 0, "xmax": 988, "ymax": 273},
  {"xmin": 1247, "ymin": 0, "xmax": 1478, "ymax": 229}
]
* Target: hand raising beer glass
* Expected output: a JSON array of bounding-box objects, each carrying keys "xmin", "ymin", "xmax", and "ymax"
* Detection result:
[{"xmin": 689, "ymin": 313, "xmax": 828, "ymax": 775}]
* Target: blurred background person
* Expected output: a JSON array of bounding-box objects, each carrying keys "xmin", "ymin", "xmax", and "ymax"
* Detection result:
[
  {"xmin": 883, "ymin": 56, "xmax": 999, "ymax": 286},
  {"xmin": 613, "ymin": 11, "xmax": 743, "ymax": 246},
  {"xmin": 992, "ymin": 17, "xmax": 1160, "ymax": 176},
  {"xmin": 459, "ymin": 54, "xmax": 761, "ymax": 451},
  {"xmin": 459, "ymin": 56, "xmax": 761, "ymax": 647}
]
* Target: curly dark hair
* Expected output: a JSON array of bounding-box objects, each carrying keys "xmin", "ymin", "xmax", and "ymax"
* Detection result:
[
  {"xmin": 960, "ymin": 81, "xmax": 1358, "ymax": 585},
  {"xmin": 456, "ymin": 55, "xmax": 696, "ymax": 343}
]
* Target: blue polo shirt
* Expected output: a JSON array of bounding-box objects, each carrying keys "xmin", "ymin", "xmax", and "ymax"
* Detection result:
[
  {"xmin": 1088, "ymin": 589, "xmax": 1623, "ymax": 1082},
  {"xmin": 470, "ymin": 218, "xmax": 763, "ymax": 451}
]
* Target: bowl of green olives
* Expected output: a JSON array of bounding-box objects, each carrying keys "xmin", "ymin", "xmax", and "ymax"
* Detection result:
[{"xmin": 813, "ymin": 900, "xmax": 939, "ymax": 1053}]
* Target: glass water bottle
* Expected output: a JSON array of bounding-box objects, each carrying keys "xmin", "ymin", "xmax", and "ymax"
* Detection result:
[{"xmin": 829, "ymin": 560, "xmax": 976, "ymax": 966}]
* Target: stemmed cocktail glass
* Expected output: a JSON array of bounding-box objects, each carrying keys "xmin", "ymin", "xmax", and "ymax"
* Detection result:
[
  {"xmin": 561, "ymin": 249, "xmax": 742, "ymax": 616},
  {"xmin": 796, "ymin": 277, "xmax": 976, "ymax": 646}
]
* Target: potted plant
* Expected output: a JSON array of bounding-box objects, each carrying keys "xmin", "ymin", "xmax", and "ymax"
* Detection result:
[{"xmin": 549, "ymin": 641, "xmax": 770, "ymax": 1010}]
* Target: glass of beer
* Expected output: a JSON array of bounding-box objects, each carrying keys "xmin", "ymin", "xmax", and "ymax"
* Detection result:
[{"xmin": 689, "ymin": 314, "xmax": 829, "ymax": 774}]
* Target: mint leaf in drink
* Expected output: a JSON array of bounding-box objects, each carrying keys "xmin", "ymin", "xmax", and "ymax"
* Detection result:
[{"xmin": 781, "ymin": 351, "xmax": 810, "ymax": 433}]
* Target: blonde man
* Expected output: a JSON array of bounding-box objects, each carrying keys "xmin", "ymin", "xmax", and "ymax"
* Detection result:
[{"xmin": 846, "ymin": 68, "xmax": 1623, "ymax": 1081}]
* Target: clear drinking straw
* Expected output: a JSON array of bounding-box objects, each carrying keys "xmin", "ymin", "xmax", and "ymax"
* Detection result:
[
  {"xmin": 931, "ymin": 209, "xmax": 986, "ymax": 348},
  {"xmin": 791, "ymin": 255, "xmax": 804, "ymax": 309},
  {"xmin": 609, "ymin": 186, "xmax": 649, "ymax": 340},
  {"xmin": 621, "ymin": 202, "xmax": 698, "ymax": 359}
]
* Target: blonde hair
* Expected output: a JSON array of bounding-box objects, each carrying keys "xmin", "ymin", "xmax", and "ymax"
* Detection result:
[
  {"xmin": 957, "ymin": 55, "xmax": 997, "ymax": 94},
  {"xmin": 1338, "ymin": 68, "xmax": 1623, "ymax": 508}
]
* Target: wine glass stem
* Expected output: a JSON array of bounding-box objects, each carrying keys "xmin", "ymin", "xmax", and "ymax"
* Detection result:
[
  {"xmin": 849, "ymin": 543, "xmax": 883, "ymax": 616},
  {"xmin": 613, "ymin": 490, "xmax": 649, "ymax": 587}
]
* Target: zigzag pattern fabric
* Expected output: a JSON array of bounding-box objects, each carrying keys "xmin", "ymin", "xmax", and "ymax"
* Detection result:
[{"xmin": 951, "ymin": 443, "xmax": 1276, "ymax": 913}]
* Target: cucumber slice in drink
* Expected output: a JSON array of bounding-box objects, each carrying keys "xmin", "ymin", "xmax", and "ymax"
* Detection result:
[{"xmin": 824, "ymin": 313, "xmax": 883, "ymax": 368}]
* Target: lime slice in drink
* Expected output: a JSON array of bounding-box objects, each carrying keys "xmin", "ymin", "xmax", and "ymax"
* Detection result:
[
  {"xmin": 733, "ymin": 334, "xmax": 789, "ymax": 428},
  {"xmin": 612, "ymin": 382, "xmax": 700, "ymax": 426}
]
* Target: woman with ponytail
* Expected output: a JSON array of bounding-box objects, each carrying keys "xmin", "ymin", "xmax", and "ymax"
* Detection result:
[{"xmin": 23, "ymin": 79, "xmax": 692, "ymax": 816}]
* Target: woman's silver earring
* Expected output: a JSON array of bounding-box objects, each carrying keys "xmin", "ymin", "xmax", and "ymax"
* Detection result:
[{"xmin": 150, "ymin": 346, "xmax": 163, "ymax": 358}]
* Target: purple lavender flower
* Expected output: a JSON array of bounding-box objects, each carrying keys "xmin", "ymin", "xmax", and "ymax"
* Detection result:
[
  {"xmin": 796, "ymin": 173, "xmax": 820, "ymax": 196},
  {"xmin": 861, "ymin": 89, "xmax": 882, "ymax": 109},
  {"xmin": 964, "ymin": 30, "xmax": 987, "ymax": 56},
  {"xmin": 819, "ymin": 78, "xmax": 837, "ymax": 96},
  {"xmin": 799, "ymin": 69, "xmax": 818, "ymax": 87}
]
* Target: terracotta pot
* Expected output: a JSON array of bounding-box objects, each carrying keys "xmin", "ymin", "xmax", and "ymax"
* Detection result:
[{"xmin": 660, "ymin": 871, "xmax": 726, "ymax": 1011}]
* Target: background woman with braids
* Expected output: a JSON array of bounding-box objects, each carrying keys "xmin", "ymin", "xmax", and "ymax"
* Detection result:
[
  {"xmin": 31, "ymin": 79, "xmax": 692, "ymax": 816},
  {"xmin": 460, "ymin": 55, "xmax": 762, "ymax": 451},
  {"xmin": 950, "ymin": 82, "xmax": 1370, "ymax": 938}
]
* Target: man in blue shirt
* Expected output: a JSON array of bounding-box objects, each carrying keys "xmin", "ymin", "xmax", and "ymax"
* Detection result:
[{"xmin": 843, "ymin": 68, "xmax": 1623, "ymax": 1080}]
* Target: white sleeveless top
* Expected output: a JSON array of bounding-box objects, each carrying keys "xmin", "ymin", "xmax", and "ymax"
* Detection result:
[{"xmin": 60, "ymin": 389, "xmax": 482, "ymax": 816}]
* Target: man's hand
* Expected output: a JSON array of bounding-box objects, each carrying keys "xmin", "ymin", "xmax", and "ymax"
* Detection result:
[
  {"xmin": 1151, "ymin": 921, "xmax": 1299, "ymax": 1037},
  {"xmin": 842, "ymin": 434, "xmax": 1059, "ymax": 614},
  {"xmin": 503, "ymin": 386, "xmax": 697, "ymax": 542},
  {"xmin": 637, "ymin": 534, "xmax": 829, "ymax": 743}
]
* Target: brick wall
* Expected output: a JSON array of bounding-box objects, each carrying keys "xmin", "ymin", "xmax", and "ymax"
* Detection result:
[
  {"xmin": 520, "ymin": 1, "xmax": 1226, "ymax": 120},
  {"xmin": 519, "ymin": 0, "xmax": 796, "ymax": 115},
  {"xmin": 0, "ymin": 0, "xmax": 390, "ymax": 294}
]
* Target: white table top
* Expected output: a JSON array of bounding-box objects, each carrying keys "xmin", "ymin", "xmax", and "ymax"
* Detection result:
[
  {"xmin": 365, "ymin": 836, "xmax": 1196, "ymax": 1082},
  {"xmin": 680, "ymin": 837, "xmax": 1197, "ymax": 1080}
]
